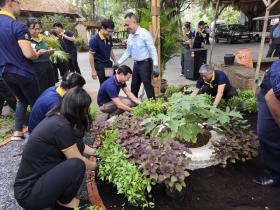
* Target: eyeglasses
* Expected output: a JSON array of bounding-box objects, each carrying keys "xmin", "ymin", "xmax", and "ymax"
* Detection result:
[{"xmin": 12, "ymin": 0, "xmax": 21, "ymax": 5}]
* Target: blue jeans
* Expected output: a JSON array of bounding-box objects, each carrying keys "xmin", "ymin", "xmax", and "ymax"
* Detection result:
[
  {"xmin": 3, "ymin": 73, "xmax": 39, "ymax": 131},
  {"xmin": 257, "ymin": 89, "xmax": 280, "ymax": 177}
]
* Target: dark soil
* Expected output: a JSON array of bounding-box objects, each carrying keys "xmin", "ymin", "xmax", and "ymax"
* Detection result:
[
  {"xmin": 95, "ymin": 112, "xmax": 280, "ymax": 210},
  {"xmin": 184, "ymin": 130, "xmax": 211, "ymax": 148}
]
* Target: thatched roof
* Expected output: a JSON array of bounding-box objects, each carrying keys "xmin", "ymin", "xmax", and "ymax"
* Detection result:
[
  {"xmin": 20, "ymin": 0, "xmax": 79, "ymax": 16},
  {"xmin": 204, "ymin": 0, "xmax": 280, "ymax": 16}
]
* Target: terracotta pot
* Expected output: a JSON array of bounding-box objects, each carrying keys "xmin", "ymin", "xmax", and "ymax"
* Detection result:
[{"xmin": 86, "ymin": 156, "xmax": 107, "ymax": 210}]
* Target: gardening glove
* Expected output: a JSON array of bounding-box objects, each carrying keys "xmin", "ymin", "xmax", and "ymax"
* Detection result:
[
  {"xmin": 153, "ymin": 66, "xmax": 160, "ymax": 77},
  {"xmin": 112, "ymin": 63, "xmax": 119, "ymax": 70}
]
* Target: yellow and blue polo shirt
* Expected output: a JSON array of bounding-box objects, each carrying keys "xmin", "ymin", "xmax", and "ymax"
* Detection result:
[
  {"xmin": 89, "ymin": 32, "xmax": 113, "ymax": 63},
  {"xmin": 0, "ymin": 10, "xmax": 36, "ymax": 80},
  {"xmin": 196, "ymin": 70, "xmax": 232, "ymax": 97}
]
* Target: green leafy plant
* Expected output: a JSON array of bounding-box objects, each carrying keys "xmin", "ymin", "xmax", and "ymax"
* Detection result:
[
  {"xmin": 0, "ymin": 116, "xmax": 14, "ymax": 142},
  {"xmin": 165, "ymin": 85, "xmax": 181, "ymax": 98},
  {"xmin": 138, "ymin": 9, "xmax": 181, "ymax": 77},
  {"xmin": 227, "ymin": 89, "xmax": 257, "ymax": 113},
  {"xmin": 142, "ymin": 93, "xmax": 211, "ymax": 143},
  {"xmin": 75, "ymin": 36, "xmax": 88, "ymax": 52},
  {"xmin": 115, "ymin": 114, "xmax": 191, "ymax": 193},
  {"xmin": 212, "ymin": 130, "xmax": 259, "ymax": 167},
  {"xmin": 89, "ymin": 105, "xmax": 99, "ymax": 121},
  {"xmin": 49, "ymin": 50, "xmax": 71, "ymax": 64},
  {"xmin": 97, "ymin": 129, "xmax": 154, "ymax": 208},
  {"xmin": 132, "ymin": 98, "xmax": 165, "ymax": 117},
  {"xmin": 40, "ymin": 14, "xmax": 75, "ymax": 32},
  {"xmin": 41, "ymin": 35, "xmax": 62, "ymax": 50}
]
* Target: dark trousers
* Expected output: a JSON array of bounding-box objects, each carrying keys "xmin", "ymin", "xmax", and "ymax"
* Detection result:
[
  {"xmin": 95, "ymin": 60, "xmax": 113, "ymax": 85},
  {"xmin": 33, "ymin": 62, "xmax": 55, "ymax": 94},
  {"xmin": 16, "ymin": 158, "xmax": 86, "ymax": 210},
  {"xmin": 2, "ymin": 73, "xmax": 39, "ymax": 131},
  {"xmin": 132, "ymin": 59, "xmax": 155, "ymax": 99},
  {"xmin": 0, "ymin": 80, "xmax": 16, "ymax": 114},
  {"xmin": 266, "ymin": 44, "xmax": 280, "ymax": 57},
  {"xmin": 257, "ymin": 90, "xmax": 280, "ymax": 177},
  {"xmin": 69, "ymin": 52, "xmax": 81, "ymax": 74},
  {"xmin": 181, "ymin": 52, "xmax": 185, "ymax": 74},
  {"xmin": 57, "ymin": 60, "xmax": 70, "ymax": 79}
]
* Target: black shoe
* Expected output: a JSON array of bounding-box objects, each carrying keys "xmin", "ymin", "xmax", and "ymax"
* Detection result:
[{"xmin": 253, "ymin": 176, "xmax": 280, "ymax": 187}]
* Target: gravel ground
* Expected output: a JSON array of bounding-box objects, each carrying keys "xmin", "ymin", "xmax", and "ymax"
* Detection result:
[
  {"xmin": 0, "ymin": 141, "xmax": 24, "ymax": 210},
  {"xmin": 0, "ymin": 135, "xmax": 93, "ymax": 210}
]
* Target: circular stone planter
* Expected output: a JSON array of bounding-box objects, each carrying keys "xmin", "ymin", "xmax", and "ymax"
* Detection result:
[{"xmin": 184, "ymin": 130, "xmax": 223, "ymax": 170}]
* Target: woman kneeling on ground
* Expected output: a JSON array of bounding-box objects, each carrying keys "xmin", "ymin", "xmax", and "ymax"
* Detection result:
[{"xmin": 14, "ymin": 87, "xmax": 97, "ymax": 210}]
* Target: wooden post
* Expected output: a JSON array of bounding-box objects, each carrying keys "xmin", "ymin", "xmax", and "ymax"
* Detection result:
[
  {"xmin": 209, "ymin": 0, "xmax": 220, "ymax": 65},
  {"xmin": 151, "ymin": 0, "xmax": 161, "ymax": 97},
  {"xmin": 253, "ymin": 0, "xmax": 279, "ymax": 94}
]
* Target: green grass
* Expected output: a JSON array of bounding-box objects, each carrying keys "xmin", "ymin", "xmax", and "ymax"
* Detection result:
[{"xmin": 0, "ymin": 116, "xmax": 14, "ymax": 143}]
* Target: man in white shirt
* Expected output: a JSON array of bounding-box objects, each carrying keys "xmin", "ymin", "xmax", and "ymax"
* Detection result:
[{"xmin": 117, "ymin": 12, "xmax": 159, "ymax": 99}]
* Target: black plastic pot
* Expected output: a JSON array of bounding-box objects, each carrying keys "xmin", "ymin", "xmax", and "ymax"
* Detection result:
[{"xmin": 224, "ymin": 54, "xmax": 235, "ymax": 65}]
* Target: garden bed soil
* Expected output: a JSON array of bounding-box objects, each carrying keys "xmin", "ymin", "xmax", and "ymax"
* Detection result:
[
  {"xmin": 184, "ymin": 130, "xmax": 211, "ymax": 148},
  {"xmin": 94, "ymin": 112, "xmax": 280, "ymax": 210}
]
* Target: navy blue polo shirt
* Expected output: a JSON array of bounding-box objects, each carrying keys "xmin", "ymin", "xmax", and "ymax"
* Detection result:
[
  {"xmin": 28, "ymin": 86, "xmax": 65, "ymax": 133},
  {"xmin": 183, "ymin": 32, "xmax": 193, "ymax": 49},
  {"xmin": 58, "ymin": 31, "xmax": 77, "ymax": 54},
  {"xmin": 97, "ymin": 75, "xmax": 127, "ymax": 106},
  {"xmin": 193, "ymin": 31, "xmax": 206, "ymax": 49},
  {"xmin": 0, "ymin": 11, "xmax": 36, "ymax": 80},
  {"xmin": 270, "ymin": 60, "xmax": 280, "ymax": 101},
  {"xmin": 89, "ymin": 32, "xmax": 113, "ymax": 63},
  {"xmin": 196, "ymin": 70, "xmax": 232, "ymax": 97}
]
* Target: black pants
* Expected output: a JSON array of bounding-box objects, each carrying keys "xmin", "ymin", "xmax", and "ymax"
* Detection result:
[
  {"xmin": 57, "ymin": 60, "xmax": 70, "ymax": 79},
  {"xmin": 132, "ymin": 59, "xmax": 155, "ymax": 99},
  {"xmin": 69, "ymin": 52, "xmax": 81, "ymax": 74},
  {"xmin": 266, "ymin": 44, "xmax": 280, "ymax": 57},
  {"xmin": 33, "ymin": 62, "xmax": 55, "ymax": 94},
  {"xmin": 95, "ymin": 60, "xmax": 113, "ymax": 84},
  {"xmin": 0, "ymin": 80, "xmax": 16, "ymax": 114},
  {"xmin": 3, "ymin": 73, "xmax": 39, "ymax": 131},
  {"xmin": 16, "ymin": 158, "xmax": 86, "ymax": 210}
]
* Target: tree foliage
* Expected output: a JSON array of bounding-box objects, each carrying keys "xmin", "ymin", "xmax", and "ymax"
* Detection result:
[{"xmin": 40, "ymin": 14, "xmax": 75, "ymax": 32}]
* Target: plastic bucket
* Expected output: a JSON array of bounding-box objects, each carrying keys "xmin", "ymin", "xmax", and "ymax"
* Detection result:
[{"xmin": 224, "ymin": 54, "xmax": 235, "ymax": 65}]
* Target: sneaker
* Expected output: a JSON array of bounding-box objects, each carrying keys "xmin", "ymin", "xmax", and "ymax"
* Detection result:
[{"xmin": 179, "ymin": 73, "xmax": 184, "ymax": 77}]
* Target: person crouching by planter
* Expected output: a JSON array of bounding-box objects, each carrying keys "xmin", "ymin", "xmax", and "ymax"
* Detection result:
[
  {"xmin": 89, "ymin": 19, "xmax": 117, "ymax": 85},
  {"xmin": 27, "ymin": 18, "xmax": 55, "ymax": 94},
  {"xmin": 28, "ymin": 72, "xmax": 86, "ymax": 134},
  {"xmin": 191, "ymin": 64, "xmax": 237, "ymax": 109},
  {"xmin": 254, "ymin": 60, "xmax": 280, "ymax": 187},
  {"xmin": 14, "ymin": 87, "xmax": 97, "ymax": 210},
  {"xmin": 97, "ymin": 65, "xmax": 141, "ymax": 116}
]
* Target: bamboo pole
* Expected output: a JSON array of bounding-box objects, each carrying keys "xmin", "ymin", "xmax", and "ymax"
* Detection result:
[
  {"xmin": 151, "ymin": 0, "xmax": 161, "ymax": 96},
  {"xmin": 253, "ymin": 0, "xmax": 272, "ymax": 94},
  {"xmin": 209, "ymin": 0, "xmax": 220, "ymax": 65}
]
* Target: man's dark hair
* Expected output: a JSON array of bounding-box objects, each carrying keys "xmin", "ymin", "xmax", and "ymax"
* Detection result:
[
  {"xmin": 198, "ymin": 21, "xmax": 205, "ymax": 26},
  {"xmin": 0, "ymin": 0, "xmax": 7, "ymax": 7},
  {"xmin": 51, "ymin": 87, "xmax": 92, "ymax": 131},
  {"xmin": 61, "ymin": 72, "xmax": 86, "ymax": 90},
  {"xmin": 53, "ymin": 22, "xmax": 64, "ymax": 28},
  {"xmin": 184, "ymin": 23, "xmax": 191, "ymax": 29},
  {"xmin": 101, "ymin": 19, "xmax": 115, "ymax": 30},
  {"xmin": 117, "ymin": 65, "xmax": 132, "ymax": 75},
  {"xmin": 26, "ymin": 18, "xmax": 41, "ymax": 29},
  {"xmin": 124, "ymin": 12, "xmax": 138, "ymax": 23}
]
